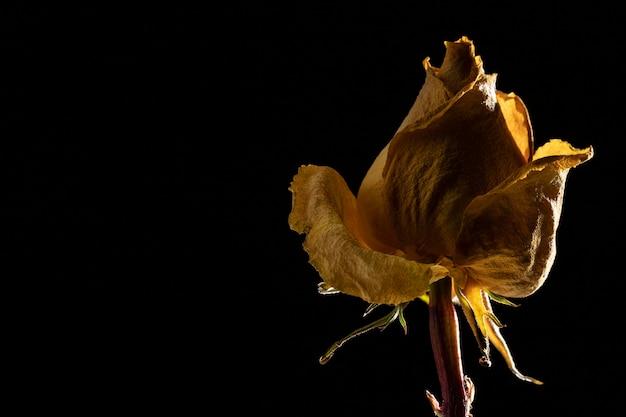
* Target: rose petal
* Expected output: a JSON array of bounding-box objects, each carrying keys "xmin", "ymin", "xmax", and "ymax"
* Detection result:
[
  {"xmin": 355, "ymin": 144, "xmax": 404, "ymax": 254},
  {"xmin": 454, "ymin": 142, "xmax": 593, "ymax": 298},
  {"xmin": 532, "ymin": 138, "xmax": 589, "ymax": 162},
  {"xmin": 357, "ymin": 37, "xmax": 532, "ymax": 263},
  {"xmin": 437, "ymin": 37, "xmax": 483, "ymax": 96},
  {"xmin": 395, "ymin": 37, "xmax": 483, "ymax": 133},
  {"xmin": 356, "ymin": 37, "xmax": 483, "ymax": 253},
  {"xmin": 289, "ymin": 165, "xmax": 448, "ymax": 305},
  {"xmin": 497, "ymin": 91, "xmax": 533, "ymax": 162},
  {"xmin": 381, "ymin": 72, "xmax": 528, "ymax": 261}
]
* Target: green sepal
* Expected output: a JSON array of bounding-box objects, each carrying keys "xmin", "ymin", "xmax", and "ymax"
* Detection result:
[
  {"xmin": 487, "ymin": 291, "xmax": 520, "ymax": 307},
  {"xmin": 455, "ymin": 285, "xmax": 490, "ymax": 362},
  {"xmin": 319, "ymin": 302, "xmax": 410, "ymax": 364}
]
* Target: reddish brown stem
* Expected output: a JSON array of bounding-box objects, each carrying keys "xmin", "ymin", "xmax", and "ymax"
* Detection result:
[{"xmin": 428, "ymin": 277, "xmax": 471, "ymax": 417}]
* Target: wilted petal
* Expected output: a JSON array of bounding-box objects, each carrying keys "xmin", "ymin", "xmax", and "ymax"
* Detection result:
[
  {"xmin": 497, "ymin": 91, "xmax": 533, "ymax": 162},
  {"xmin": 355, "ymin": 144, "xmax": 404, "ymax": 254},
  {"xmin": 356, "ymin": 37, "xmax": 485, "ymax": 257},
  {"xmin": 357, "ymin": 37, "xmax": 533, "ymax": 263},
  {"xmin": 395, "ymin": 37, "xmax": 483, "ymax": 133},
  {"xmin": 381, "ymin": 74, "xmax": 528, "ymax": 261},
  {"xmin": 289, "ymin": 165, "xmax": 448, "ymax": 305},
  {"xmin": 455, "ymin": 141, "xmax": 593, "ymax": 298}
]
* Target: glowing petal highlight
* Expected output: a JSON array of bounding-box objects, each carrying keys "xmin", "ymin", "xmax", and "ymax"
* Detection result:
[{"xmin": 455, "ymin": 142, "xmax": 593, "ymax": 298}]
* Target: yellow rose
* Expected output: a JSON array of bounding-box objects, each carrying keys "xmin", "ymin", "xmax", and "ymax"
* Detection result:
[{"xmin": 288, "ymin": 36, "xmax": 592, "ymax": 397}]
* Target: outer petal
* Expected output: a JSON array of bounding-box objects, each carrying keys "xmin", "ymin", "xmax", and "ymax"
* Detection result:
[
  {"xmin": 356, "ymin": 38, "xmax": 487, "ymax": 255},
  {"xmin": 395, "ymin": 37, "xmax": 483, "ymax": 133},
  {"xmin": 289, "ymin": 165, "xmax": 448, "ymax": 305},
  {"xmin": 382, "ymin": 73, "xmax": 528, "ymax": 261},
  {"xmin": 497, "ymin": 91, "xmax": 533, "ymax": 162},
  {"xmin": 356, "ymin": 38, "xmax": 484, "ymax": 256},
  {"xmin": 455, "ymin": 140, "xmax": 593, "ymax": 298},
  {"xmin": 355, "ymin": 144, "xmax": 403, "ymax": 254},
  {"xmin": 358, "ymin": 37, "xmax": 531, "ymax": 263}
]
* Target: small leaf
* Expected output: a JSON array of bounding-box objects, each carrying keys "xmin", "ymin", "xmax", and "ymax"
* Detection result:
[
  {"xmin": 487, "ymin": 291, "xmax": 520, "ymax": 307},
  {"xmin": 317, "ymin": 282, "xmax": 340, "ymax": 295},
  {"xmin": 363, "ymin": 303, "xmax": 380, "ymax": 317},
  {"xmin": 319, "ymin": 303, "xmax": 409, "ymax": 364}
]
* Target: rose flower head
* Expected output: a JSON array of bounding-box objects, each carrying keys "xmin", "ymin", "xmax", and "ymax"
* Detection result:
[{"xmin": 288, "ymin": 36, "xmax": 592, "ymax": 413}]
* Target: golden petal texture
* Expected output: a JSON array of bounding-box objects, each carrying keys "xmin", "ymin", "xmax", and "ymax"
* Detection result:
[
  {"xmin": 289, "ymin": 36, "xmax": 593, "ymax": 306},
  {"xmin": 455, "ymin": 140, "xmax": 593, "ymax": 298},
  {"xmin": 358, "ymin": 37, "xmax": 531, "ymax": 263},
  {"xmin": 289, "ymin": 165, "xmax": 448, "ymax": 305}
]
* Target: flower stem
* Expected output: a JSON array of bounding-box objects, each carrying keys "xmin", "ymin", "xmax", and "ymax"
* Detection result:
[{"xmin": 427, "ymin": 277, "xmax": 471, "ymax": 417}]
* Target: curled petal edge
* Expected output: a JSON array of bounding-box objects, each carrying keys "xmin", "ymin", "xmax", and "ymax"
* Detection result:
[
  {"xmin": 289, "ymin": 165, "xmax": 448, "ymax": 305},
  {"xmin": 396, "ymin": 37, "xmax": 484, "ymax": 134}
]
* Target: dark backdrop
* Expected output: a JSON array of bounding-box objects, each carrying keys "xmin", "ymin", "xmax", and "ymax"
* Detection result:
[{"xmin": 8, "ymin": 3, "xmax": 623, "ymax": 415}]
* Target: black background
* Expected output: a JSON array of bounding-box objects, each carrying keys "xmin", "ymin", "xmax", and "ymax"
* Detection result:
[{"xmin": 8, "ymin": 2, "xmax": 623, "ymax": 415}]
